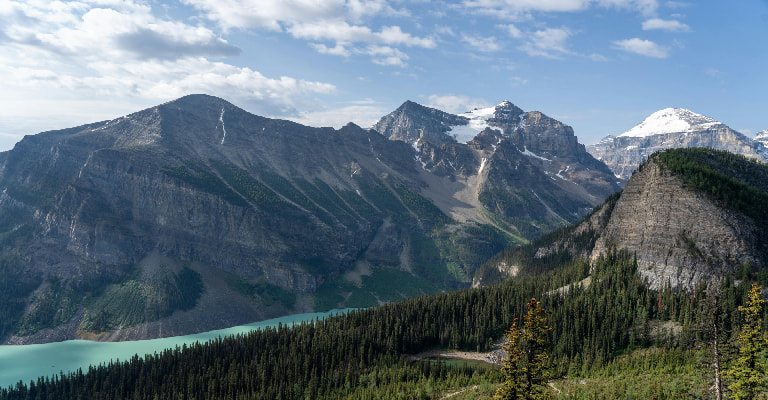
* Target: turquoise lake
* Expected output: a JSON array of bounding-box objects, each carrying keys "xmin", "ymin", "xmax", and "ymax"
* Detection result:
[{"xmin": 0, "ymin": 310, "xmax": 349, "ymax": 389}]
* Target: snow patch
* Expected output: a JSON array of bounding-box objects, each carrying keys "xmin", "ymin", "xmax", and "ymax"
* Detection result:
[
  {"xmin": 448, "ymin": 105, "xmax": 500, "ymax": 143},
  {"xmin": 491, "ymin": 136, "xmax": 502, "ymax": 152},
  {"xmin": 78, "ymin": 153, "xmax": 93, "ymax": 179},
  {"xmin": 521, "ymin": 146, "xmax": 551, "ymax": 161},
  {"xmin": 478, "ymin": 157, "xmax": 488, "ymax": 174},
  {"xmin": 219, "ymin": 107, "xmax": 227, "ymax": 145}
]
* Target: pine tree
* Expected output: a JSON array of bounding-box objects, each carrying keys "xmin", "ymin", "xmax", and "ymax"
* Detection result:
[
  {"xmin": 495, "ymin": 298, "xmax": 554, "ymax": 400},
  {"xmin": 726, "ymin": 283, "xmax": 767, "ymax": 400}
]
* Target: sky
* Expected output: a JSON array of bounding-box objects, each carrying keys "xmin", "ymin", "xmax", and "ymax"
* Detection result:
[{"xmin": 0, "ymin": 0, "xmax": 767, "ymax": 151}]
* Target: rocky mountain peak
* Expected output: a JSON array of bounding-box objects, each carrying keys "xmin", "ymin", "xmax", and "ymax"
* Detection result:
[
  {"xmin": 587, "ymin": 108, "xmax": 768, "ymax": 181},
  {"xmin": 488, "ymin": 101, "xmax": 524, "ymax": 123},
  {"xmin": 756, "ymin": 129, "xmax": 768, "ymax": 145},
  {"xmin": 620, "ymin": 108, "xmax": 720, "ymax": 138},
  {"xmin": 373, "ymin": 100, "xmax": 468, "ymax": 145}
]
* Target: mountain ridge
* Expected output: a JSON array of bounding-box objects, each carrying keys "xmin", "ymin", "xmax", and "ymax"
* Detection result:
[
  {"xmin": 587, "ymin": 108, "xmax": 768, "ymax": 180},
  {"xmin": 0, "ymin": 94, "xmax": 622, "ymax": 343}
]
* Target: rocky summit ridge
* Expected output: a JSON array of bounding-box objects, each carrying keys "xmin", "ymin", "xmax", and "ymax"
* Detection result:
[
  {"xmin": 0, "ymin": 94, "xmax": 621, "ymax": 344},
  {"xmin": 375, "ymin": 100, "xmax": 622, "ymax": 237},
  {"xmin": 587, "ymin": 108, "xmax": 768, "ymax": 181}
]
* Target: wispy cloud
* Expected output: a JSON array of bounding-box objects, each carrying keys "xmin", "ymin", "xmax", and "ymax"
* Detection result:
[
  {"xmin": 613, "ymin": 38, "xmax": 669, "ymax": 58},
  {"xmin": 642, "ymin": 18, "xmax": 690, "ymax": 32},
  {"xmin": 462, "ymin": 0, "xmax": 659, "ymax": 18},
  {"xmin": 290, "ymin": 102, "xmax": 387, "ymax": 129},
  {"xmin": 461, "ymin": 34, "xmax": 502, "ymax": 52},
  {"xmin": 183, "ymin": 0, "xmax": 430, "ymax": 66},
  {"xmin": 497, "ymin": 23, "xmax": 523, "ymax": 38},
  {"xmin": 519, "ymin": 27, "xmax": 573, "ymax": 58},
  {"xmin": 426, "ymin": 94, "xmax": 491, "ymax": 114}
]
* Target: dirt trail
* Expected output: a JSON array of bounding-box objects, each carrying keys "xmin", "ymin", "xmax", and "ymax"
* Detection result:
[{"xmin": 440, "ymin": 385, "xmax": 479, "ymax": 399}]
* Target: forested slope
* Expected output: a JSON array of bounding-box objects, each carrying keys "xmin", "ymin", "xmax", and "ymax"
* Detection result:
[{"xmin": 1, "ymin": 249, "xmax": 763, "ymax": 399}]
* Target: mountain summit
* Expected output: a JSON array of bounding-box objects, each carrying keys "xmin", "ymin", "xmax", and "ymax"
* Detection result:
[
  {"xmin": 618, "ymin": 108, "xmax": 719, "ymax": 137},
  {"xmin": 756, "ymin": 129, "xmax": 768, "ymax": 146},
  {"xmin": 373, "ymin": 100, "xmax": 621, "ymax": 238},
  {"xmin": 587, "ymin": 108, "xmax": 768, "ymax": 180}
]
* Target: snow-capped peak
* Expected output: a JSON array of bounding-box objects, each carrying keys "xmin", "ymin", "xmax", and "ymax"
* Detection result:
[
  {"xmin": 756, "ymin": 129, "xmax": 768, "ymax": 143},
  {"xmin": 619, "ymin": 108, "xmax": 721, "ymax": 138}
]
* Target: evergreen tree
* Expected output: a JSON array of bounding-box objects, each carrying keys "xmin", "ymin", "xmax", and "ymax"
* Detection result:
[
  {"xmin": 496, "ymin": 298, "xmax": 554, "ymax": 400},
  {"xmin": 726, "ymin": 283, "xmax": 767, "ymax": 400}
]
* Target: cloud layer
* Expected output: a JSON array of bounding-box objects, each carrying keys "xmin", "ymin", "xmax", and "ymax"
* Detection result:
[{"xmin": 0, "ymin": 0, "xmax": 699, "ymax": 149}]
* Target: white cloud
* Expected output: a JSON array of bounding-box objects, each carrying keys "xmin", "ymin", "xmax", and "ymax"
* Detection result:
[
  {"xmin": 290, "ymin": 103, "xmax": 388, "ymax": 129},
  {"xmin": 613, "ymin": 38, "xmax": 669, "ymax": 58},
  {"xmin": 289, "ymin": 22, "xmax": 434, "ymax": 48},
  {"xmin": 519, "ymin": 27, "xmax": 572, "ymax": 58},
  {"xmin": 434, "ymin": 25, "xmax": 456, "ymax": 36},
  {"xmin": 498, "ymin": 23, "xmax": 523, "ymax": 38},
  {"xmin": 183, "ymin": 0, "xmax": 430, "ymax": 66},
  {"xmin": 365, "ymin": 45, "xmax": 410, "ymax": 66},
  {"xmin": 426, "ymin": 95, "xmax": 491, "ymax": 114},
  {"xmin": 3, "ymin": 2, "xmax": 239, "ymax": 62},
  {"xmin": 180, "ymin": 0, "xmax": 349, "ymax": 31},
  {"xmin": 462, "ymin": 34, "xmax": 502, "ymax": 52},
  {"xmin": 462, "ymin": 0, "xmax": 659, "ymax": 18},
  {"xmin": 642, "ymin": 18, "xmax": 690, "ymax": 32},
  {"xmin": 311, "ymin": 42, "xmax": 352, "ymax": 57}
]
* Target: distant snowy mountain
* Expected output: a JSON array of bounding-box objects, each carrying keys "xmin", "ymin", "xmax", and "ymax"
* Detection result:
[
  {"xmin": 619, "ymin": 108, "xmax": 719, "ymax": 138},
  {"xmin": 757, "ymin": 129, "xmax": 768, "ymax": 146},
  {"xmin": 587, "ymin": 108, "xmax": 768, "ymax": 181}
]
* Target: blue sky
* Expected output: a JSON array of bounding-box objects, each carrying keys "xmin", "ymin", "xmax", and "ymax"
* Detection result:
[{"xmin": 0, "ymin": 0, "xmax": 766, "ymax": 151}]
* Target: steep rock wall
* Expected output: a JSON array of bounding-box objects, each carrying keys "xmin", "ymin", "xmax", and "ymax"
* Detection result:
[{"xmin": 591, "ymin": 159, "xmax": 763, "ymax": 290}]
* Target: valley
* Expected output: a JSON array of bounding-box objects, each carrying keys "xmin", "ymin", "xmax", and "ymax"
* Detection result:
[{"xmin": 1, "ymin": 98, "xmax": 767, "ymax": 399}]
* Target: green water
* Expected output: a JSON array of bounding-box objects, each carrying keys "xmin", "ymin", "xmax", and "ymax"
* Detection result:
[{"xmin": 0, "ymin": 309, "xmax": 349, "ymax": 389}]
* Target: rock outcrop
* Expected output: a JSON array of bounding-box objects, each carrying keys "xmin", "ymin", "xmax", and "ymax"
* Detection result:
[
  {"xmin": 590, "ymin": 156, "xmax": 765, "ymax": 289},
  {"xmin": 477, "ymin": 148, "xmax": 768, "ymax": 291}
]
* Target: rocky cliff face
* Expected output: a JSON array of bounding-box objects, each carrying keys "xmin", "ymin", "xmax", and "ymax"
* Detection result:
[
  {"xmin": 477, "ymin": 148, "xmax": 768, "ymax": 291},
  {"xmin": 590, "ymin": 155, "xmax": 766, "ymax": 290},
  {"xmin": 374, "ymin": 101, "xmax": 622, "ymax": 239},
  {"xmin": 587, "ymin": 108, "xmax": 768, "ymax": 181}
]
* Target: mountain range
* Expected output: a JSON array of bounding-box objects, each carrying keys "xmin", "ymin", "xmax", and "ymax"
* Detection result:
[
  {"xmin": 0, "ymin": 94, "xmax": 620, "ymax": 344},
  {"xmin": 587, "ymin": 108, "xmax": 768, "ymax": 180}
]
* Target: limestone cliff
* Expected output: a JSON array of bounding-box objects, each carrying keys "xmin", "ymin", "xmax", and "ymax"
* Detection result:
[{"xmin": 476, "ymin": 148, "xmax": 768, "ymax": 291}]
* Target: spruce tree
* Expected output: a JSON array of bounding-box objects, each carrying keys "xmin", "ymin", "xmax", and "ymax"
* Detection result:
[
  {"xmin": 726, "ymin": 283, "xmax": 767, "ymax": 400},
  {"xmin": 495, "ymin": 298, "xmax": 554, "ymax": 400}
]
